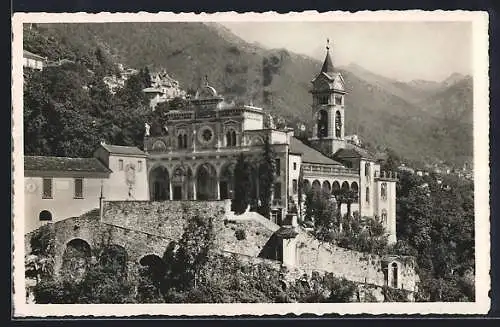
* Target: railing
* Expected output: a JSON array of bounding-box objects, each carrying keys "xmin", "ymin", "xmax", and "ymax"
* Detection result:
[{"xmin": 302, "ymin": 164, "xmax": 359, "ymax": 176}]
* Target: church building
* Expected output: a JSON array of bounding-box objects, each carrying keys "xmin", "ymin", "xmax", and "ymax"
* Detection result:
[{"xmin": 24, "ymin": 43, "xmax": 398, "ymax": 243}]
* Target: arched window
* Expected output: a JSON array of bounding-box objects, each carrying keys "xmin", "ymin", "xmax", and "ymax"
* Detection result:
[
  {"xmin": 318, "ymin": 95, "xmax": 329, "ymax": 105},
  {"xmin": 226, "ymin": 130, "xmax": 237, "ymax": 147},
  {"xmin": 366, "ymin": 187, "xmax": 370, "ymax": 203},
  {"xmin": 351, "ymin": 182, "xmax": 359, "ymax": 203},
  {"xmin": 152, "ymin": 140, "xmax": 167, "ymax": 152},
  {"xmin": 381, "ymin": 182, "xmax": 388, "ymax": 201},
  {"xmin": 317, "ymin": 110, "xmax": 328, "ymax": 138},
  {"xmin": 303, "ymin": 180, "xmax": 311, "ymax": 193},
  {"xmin": 341, "ymin": 181, "xmax": 350, "ymax": 192},
  {"xmin": 335, "ymin": 111, "xmax": 342, "ymax": 138},
  {"xmin": 178, "ymin": 132, "xmax": 188, "ymax": 149},
  {"xmin": 365, "ymin": 162, "xmax": 370, "ymax": 177},
  {"xmin": 177, "ymin": 134, "xmax": 183, "ymax": 149},
  {"xmin": 381, "ymin": 209, "xmax": 388, "ymax": 225},
  {"xmin": 231, "ymin": 130, "xmax": 237, "ymax": 146},
  {"xmin": 391, "ymin": 262, "xmax": 398, "ymax": 288},
  {"xmin": 39, "ymin": 210, "xmax": 52, "ymax": 221}
]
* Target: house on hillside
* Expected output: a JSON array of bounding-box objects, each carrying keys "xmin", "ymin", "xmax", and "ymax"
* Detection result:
[{"xmin": 23, "ymin": 50, "xmax": 47, "ymax": 71}]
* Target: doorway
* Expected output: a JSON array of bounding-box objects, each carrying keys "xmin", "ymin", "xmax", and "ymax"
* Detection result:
[{"xmin": 173, "ymin": 186, "xmax": 182, "ymax": 200}]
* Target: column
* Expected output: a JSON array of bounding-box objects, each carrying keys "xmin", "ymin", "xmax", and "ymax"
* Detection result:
[
  {"xmin": 216, "ymin": 179, "xmax": 220, "ymax": 200},
  {"xmin": 192, "ymin": 181, "xmax": 197, "ymax": 201},
  {"xmin": 169, "ymin": 181, "xmax": 173, "ymax": 200}
]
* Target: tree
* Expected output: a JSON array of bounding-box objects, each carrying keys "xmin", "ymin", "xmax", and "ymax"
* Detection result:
[
  {"xmin": 174, "ymin": 212, "xmax": 216, "ymax": 289},
  {"xmin": 231, "ymin": 153, "xmax": 253, "ymax": 214},
  {"xmin": 258, "ymin": 136, "xmax": 277, "ymax": 218},
  {"xmin": 297, "ymin": 165, "xmax": 305, "ymax": 221},
  {"xmin": 381, "ymin": 147, "xmax": 401, "ymax": 173},
  {"xmin": 32, "ymin": 242, "xmax": 136, "ymax": 304},
  {"xmin": 304, "ymin": 188, "xmax": 337, "ymax": 242}
]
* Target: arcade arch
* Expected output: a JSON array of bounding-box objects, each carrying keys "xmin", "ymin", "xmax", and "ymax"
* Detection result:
[
  {"xmin": 61, "ymin": 238, "xmax": 92, "ymax": 282},
  {"xmin": 219, "ymin": 162, "xmax": 235, "ymax": 200},
  {"xmin": 196, "ymin": 163, "xmax": 218, "ymax": 200},
  {"xmin": 149, "ymin": 165, "xmax": 170, "ymax": 201}
]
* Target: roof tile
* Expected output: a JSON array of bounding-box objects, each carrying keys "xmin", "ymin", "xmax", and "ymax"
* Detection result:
[
  {"xmin": 100, "ymin": 144, "xmax": 146, "ymax": 156},
  {"xmin": 289, "ymin": 137, "xmax": 343, "ymax": 166},
  {"xmin": 24, "ymin": 156, "xmax": 111, "ymax": 174}
]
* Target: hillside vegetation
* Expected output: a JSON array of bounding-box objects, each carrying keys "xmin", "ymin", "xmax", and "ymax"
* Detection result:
[{"xmin": 23, "ymin": 23, "xmax": 472, "ymax": 167}]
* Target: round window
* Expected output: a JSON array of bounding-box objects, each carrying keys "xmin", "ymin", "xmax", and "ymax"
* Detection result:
[{"xmin": 199, "ymin": 126, "xmax": 214, "ymax": 144}]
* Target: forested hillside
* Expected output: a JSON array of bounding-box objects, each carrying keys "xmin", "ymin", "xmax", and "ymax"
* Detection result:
[{"xmin": 23, "ymin": 22, "xmax": 473, "ymax": 167}]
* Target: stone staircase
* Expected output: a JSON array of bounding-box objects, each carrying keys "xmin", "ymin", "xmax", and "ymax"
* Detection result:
[{"xmin": 223, "ymin": 200, "xmax": 280, "ymax": 233}]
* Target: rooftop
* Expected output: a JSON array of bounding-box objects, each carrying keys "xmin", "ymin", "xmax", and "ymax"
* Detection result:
[
  {"xmin": 333, "ymin": 146, "xmax": 376, "ymax": 161},
  {"xmin": 99, "ymin": 144, "xmax": 147, "ymax": 156},
  {"xmin": 289, "ymin": 137, "xmax": 343, "ymax": 166},
  {"xmin": 25, "ymin": 156, "xmax": 111, "ymax": 174},
  {"xmin": 23, "ymin": 50, "xmax": 46, "ymax": 61}
]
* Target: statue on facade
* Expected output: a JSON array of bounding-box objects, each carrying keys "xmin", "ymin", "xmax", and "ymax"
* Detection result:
[
  {"xmin": 144, "ymin": 123, "xmax": 150, "ymax": 137},
  {"xmin": 268, "ymin": 114, "xmax": 276, "ymax": 129}
]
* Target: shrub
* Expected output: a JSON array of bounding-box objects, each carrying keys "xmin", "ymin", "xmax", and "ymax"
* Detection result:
[{"xmin": 235, "ymin": 229, "xmax": 246, "ymax": 240}]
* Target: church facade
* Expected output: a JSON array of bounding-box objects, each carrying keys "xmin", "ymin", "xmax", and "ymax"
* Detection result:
[{"xmin": 24, "ymin": 45, "xmax": 398, "ymax": 243}]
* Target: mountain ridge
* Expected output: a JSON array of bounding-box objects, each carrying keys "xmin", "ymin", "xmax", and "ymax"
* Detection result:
[{"xmin": 24, "ymin": 22, "xmax": 473, "ymax": 167}]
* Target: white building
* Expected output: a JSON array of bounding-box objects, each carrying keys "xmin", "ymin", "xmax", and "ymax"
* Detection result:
[
  {"xmin": 23, "ymin": 50, "xmax": 46, "ymax": 71},
  {"xmin": 24, "ymin": 143, "xmax": 149, "ymax": 233}
]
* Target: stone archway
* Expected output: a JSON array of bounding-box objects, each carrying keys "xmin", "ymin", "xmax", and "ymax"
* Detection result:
[
  {"xmin": 171, "ymin": 164, "xmax": 194, "ymax": 200},
  {"xmin": 303, "ymin": 179, "xmax": 311, "ymax": 193},
  {"xmin": 61, "ymin": 238, "xmax": 92, "ymax": 282},
  {"xmin": 196, "ymin": 163, "xmax": 218, "ymax": 200},
  {"xmin": 322, "ymin": 180, "xmax": 331, "ymax": 194},
  {"xmin": 219, "ymin": 162, "xmax": 235, "ymax": 200},
  {"xmin": 312, "ymin": 180, "xmax": 321, "ymax": 192},
  {"xmin": 149, "ymin": 165, "xmax": 170, "ymax": 201},
  {"xmin": 139, "ymin": 254, "xmax": 166, "ymax": 286},
  {"xmin": 332, "ymin": 181, "xmax": 341, "ymax": 195}
]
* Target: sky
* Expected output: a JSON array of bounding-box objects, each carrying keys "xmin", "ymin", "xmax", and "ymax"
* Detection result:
[{"xmin": 220, "ymin": 21, "xmax": 472, "ymax": 82}]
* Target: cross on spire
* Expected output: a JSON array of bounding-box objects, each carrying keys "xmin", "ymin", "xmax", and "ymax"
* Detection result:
[{"xmin": 320, "ymin": 39, "xmax": 335, "ymax": 74}]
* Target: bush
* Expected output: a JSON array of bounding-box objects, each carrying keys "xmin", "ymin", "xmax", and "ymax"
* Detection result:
[{"xmin": 235, "ymin": 229, "xmax": 246, "ymax": 241}]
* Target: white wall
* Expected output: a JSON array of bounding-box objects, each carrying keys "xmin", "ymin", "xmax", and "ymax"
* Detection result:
[
  {"xmin": 24, "ymin": 176, "xmax": 105, "ymax": 234},
  {"xmin": 242, "ymin": 111, "xmax": 264, "ymax": 131},
  {"xmin": 288, "ymin": 154, "xmax": 302, "ymax": 201},
  {"xmin": 104, "ymin": 155, "xmax": 150, "ymax": 201},
  {"xmin": 374, "ymin": 177, "xmax": 397, "ymax": 244}
]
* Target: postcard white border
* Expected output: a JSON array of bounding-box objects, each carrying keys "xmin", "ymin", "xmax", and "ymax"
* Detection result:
[{"xmin": 12, "ymin": 10, "xmax": 490, "ymax": 317}]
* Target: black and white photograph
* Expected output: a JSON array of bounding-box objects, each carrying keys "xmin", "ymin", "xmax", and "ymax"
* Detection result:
[{"xmin": 11, "ymin": 11, "xmax": 490, "ymax": 316}]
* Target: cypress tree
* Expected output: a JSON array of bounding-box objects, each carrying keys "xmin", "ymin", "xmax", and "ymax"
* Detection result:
[
  {"xmin": 258, "ymin": 136, "xmax": 277, "ymax": 218},
  {"xmin": 231, "ymin": 153, "xmax": 252, "ymax": 214}
]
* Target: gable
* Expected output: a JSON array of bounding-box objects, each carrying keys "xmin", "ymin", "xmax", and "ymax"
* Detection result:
[
  {"xmin": 333, "ymin": 75, "xmax": 345, "ymax": 92},
  {"xmin": 312, "ymin": 72, "xmax": 333, "ymax": 89}
]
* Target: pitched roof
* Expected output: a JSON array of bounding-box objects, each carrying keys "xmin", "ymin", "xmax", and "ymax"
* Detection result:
[
  {"xmin": 289, "ymin": 137, "xmax": 343, "ymax": 166},
  {"xmin": 100, "ymin": 144, "xmax": 146, "ymax": 156},
  {"xmin": 25, "ymin": 156, "xmax": 111, "ymax": 174},
  {"xmin": 321, "ymin": 50, "xmax": 335, "ymax": 75},
  {"xmin": 23, "ymin": 50, "xmax": 46, "ymax": 61},
  {"xmin": 333, "ymin": 146, "xmax": 376, "ymax": 161}
]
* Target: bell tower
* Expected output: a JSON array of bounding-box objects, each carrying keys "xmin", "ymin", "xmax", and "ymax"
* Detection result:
[{"xmin": 309, "ymin": 39, "xmax": 347, "ymax": 157}]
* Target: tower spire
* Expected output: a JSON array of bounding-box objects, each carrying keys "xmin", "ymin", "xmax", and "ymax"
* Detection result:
[{"xmin": 320, "ymin": 38, "xmax": 334, "ymax": 75}]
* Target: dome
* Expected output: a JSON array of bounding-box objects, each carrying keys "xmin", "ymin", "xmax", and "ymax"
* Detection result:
[
  {"xmin": 194, "ymin": 75, "xmax": 219, "ymax": 99},
  {"xmin": 195, "ymin": 85, "xmax": 218, "ymax": 99}
]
